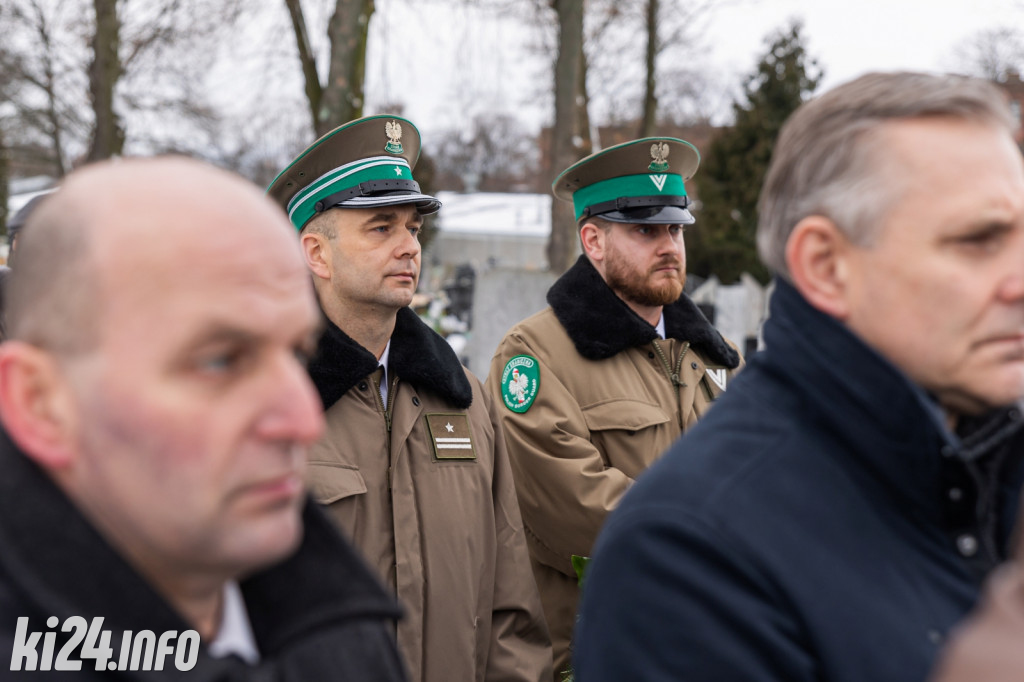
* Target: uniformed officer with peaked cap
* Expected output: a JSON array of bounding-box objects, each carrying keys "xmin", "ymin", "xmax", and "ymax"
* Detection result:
[
  {"xmin": 269, "ymin": 115, "xmax": 552, "ymax": 682},
  {"xmin": 487, "ymin": 136, "xmax": 742, "ymax": 680},
  {"xmin": 268, "ymin": 115, "xmax": 439, "ymax": 229},
  {"xmin": 552, "ymin": 136, "xmax": 700, "ymax": 225}
]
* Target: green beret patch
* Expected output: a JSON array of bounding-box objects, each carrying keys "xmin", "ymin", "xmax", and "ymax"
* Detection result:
[{"xmin": 501, "ymin": 355, "xmax": 540, "ymax": 413}]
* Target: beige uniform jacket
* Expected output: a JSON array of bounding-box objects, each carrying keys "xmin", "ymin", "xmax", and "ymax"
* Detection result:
[
  {"xmin": 307, "ymin": 308, "xmax": 552, "ymax": 682},
  {"xmin": 486, "ymin": 255, "xmax": 742, "ymax": 678}
]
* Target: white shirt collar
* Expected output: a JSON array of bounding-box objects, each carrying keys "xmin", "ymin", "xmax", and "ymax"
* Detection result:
[
  {"xmin": 655, "ymin": 312, "xmax": 666, "ymax": 339},
  {"xmin": 378, "ymin": 339, "xmax": 392, "ymax": 404},
  {"xmin": 207, "ymin": 581, "xmax": 260, "ymax": 664}
]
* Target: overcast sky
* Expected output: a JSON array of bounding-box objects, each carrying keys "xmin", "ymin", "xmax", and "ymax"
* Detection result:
[
  {"xmin": 705, "ymin": 0, "xmax": 1024, "ymax": 89},
  {"xmin": 349, "ymin": 0, "xmax": 1024, "ymax": 139}
]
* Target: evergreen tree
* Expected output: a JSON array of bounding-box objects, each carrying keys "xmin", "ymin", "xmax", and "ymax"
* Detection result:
[{"xmin": 690, "ymin": 22, "xmax": 821, "ymax": 283}]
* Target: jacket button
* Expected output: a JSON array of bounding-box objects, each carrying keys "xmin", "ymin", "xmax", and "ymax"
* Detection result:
[
  {"xmin": 956, "ymin": 534, "xmax": 978, "ymax": 557},
  {"xmin": 947, "ymin": 488, "xmax": 963, "ymax": 501},
  {"xmin": 927, "ymin": 630, "xmax": 943, "ymax": 644},
  {"xmin": 648, "ymin": 352, "xmax": 655, "ymax": 359},
  {"xmin": 412, "ymin": 396, "xmax": 420, "ymax": 406},
  {"xmin": 691, "ymin": 362, "xmax": 698, "ymax": 369},
  {"xmin": 358, "ymin": 382, "xmax": 368, "ymax": 391}
]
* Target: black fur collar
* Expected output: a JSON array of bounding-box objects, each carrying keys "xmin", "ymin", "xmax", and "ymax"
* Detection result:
[
  {"xmin": 308, "ymin": 305, "xmax": 473, "ymax": 411},
  {"xmin": 547, "ymin": 255, "xmax": 740, "ymax": 367}
]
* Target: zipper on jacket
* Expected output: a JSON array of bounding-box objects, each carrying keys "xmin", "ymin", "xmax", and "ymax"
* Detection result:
[
  {"xmin": 386, "ymin": 374, "xmax": 398, "ymax": 424},
  {"xmin": 372, "ymin": 373, "xmax": 394, "ymax": 493},
  {"xmin": 371, "ymin": 373, "xmax": 397, "ymax": 434},
  {"xmin": 653, "ymin": 339, "xmax": 690, "ymax": 428},
  {"xmin": 652, "ymin": 339, "xmax": 689, "ymax": 389},
  {"xmin": 372, "ymin": 373, "xmax": 400, "ymax": 491}
]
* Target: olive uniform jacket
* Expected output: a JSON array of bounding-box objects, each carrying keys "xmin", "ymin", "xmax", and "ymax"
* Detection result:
[
  {"xmin": 306, "ymin": 308, "xmax": 552, "ymax": 682},
  {"xmin": 486, "ymin": 255, "xmax": 742, "ymax": 678}
]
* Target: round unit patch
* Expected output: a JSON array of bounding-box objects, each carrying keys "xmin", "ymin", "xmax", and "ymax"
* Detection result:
[{"xmin": 501, "ymin": 354, "xmax": 540, "ymax": 413}]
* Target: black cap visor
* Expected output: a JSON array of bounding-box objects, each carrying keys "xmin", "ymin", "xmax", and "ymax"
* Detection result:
[
  {"xmin": 314, "ymin": 179, "xmax": 441, "ymax": 216},
  {"xmin": 592, "ymin": 203, "xmax": 695, "ymax": 225}
]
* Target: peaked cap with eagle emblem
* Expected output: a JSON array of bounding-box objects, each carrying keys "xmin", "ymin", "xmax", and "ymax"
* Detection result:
[
  {"xmin": 553, "ymin": 136, "xmax": 700, "ymax": 225},
  {"xmin": 267, "ymin": 114, "xmax": 440, "ymax": 231}
]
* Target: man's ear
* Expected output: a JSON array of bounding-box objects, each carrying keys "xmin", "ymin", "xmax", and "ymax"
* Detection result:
[
  {"xmin": 0, "ymin": 342, "xmax": 79, "ymax": 470},
  {"xmin": 300, "ymin": 232, "xmax": 332, "ymax": 281},
  {"xmin": 580, "ymin": 221, "xmax": 607, "ymax": 262},
  {"xmin": 785, "ymin": 215, "xmax": 854, "ymax": 320}
]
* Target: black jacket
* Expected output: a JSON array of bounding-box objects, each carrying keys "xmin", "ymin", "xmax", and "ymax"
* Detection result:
[
  {"xmin": 0, "ymin": 427, "xmax": 408, "ymax": 681},
  {"xmin": 574, "ymin": 279, "xmax": 1024, "ymax": 682}
]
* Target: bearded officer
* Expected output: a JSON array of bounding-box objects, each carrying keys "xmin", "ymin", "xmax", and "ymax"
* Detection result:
[
  {"xmin": 268, "ymin": 115, "xmax": 551, "ymax": 682},
  {"xmin": 486, "ymin": 137, "xmax": 743, "ymax": 679}
]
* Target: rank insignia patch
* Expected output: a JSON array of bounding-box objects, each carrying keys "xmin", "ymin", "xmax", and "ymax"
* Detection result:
[
  {"xmin": 425, "ymin": 413, "xmax": 476, "ymax": 460},
  {"xmin": 705, "ymin": 367, "xmax": 727, "ymax": 391},
  {"xmin": 501, "ymin": 354, "xmax": 540, "ymax": 413}
]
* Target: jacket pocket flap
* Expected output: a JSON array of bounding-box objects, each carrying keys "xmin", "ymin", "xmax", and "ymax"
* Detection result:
[
  {"xmin": 307, "ymin": 463, "xmax": 367, "ymax": 505},
  {"xmin": 582, "ymin": 399, "xmax": 670, "ymax": 432}
]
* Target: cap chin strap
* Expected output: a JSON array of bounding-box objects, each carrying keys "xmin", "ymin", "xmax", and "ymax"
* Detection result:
[
  {"xmin": 313, "ymin": 178, "xmax": 423, "ymax": 212},
  {"xmin": 581, "ymin": 194, "xmax": 690, "ymax": 219}
]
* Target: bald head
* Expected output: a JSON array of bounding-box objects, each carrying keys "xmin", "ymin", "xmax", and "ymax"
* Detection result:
[
  {"xmin": 7, "ymin": 157, "xmax": 302, "ymax": 357},
  {"xmin": 0, "ymin": 156, "xmax": 324, "ymax": 609}
]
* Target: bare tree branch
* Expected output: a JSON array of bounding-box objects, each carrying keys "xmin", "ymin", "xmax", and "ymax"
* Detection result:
[
  {"xmin": 320, "ymin": 0, "xmax": 375, "ymax": 133},
  {"xmin": 283, "ymin": 0, "xmax": 323, "ymax": 134},
  {"xmin": 122, "ymin": 0, "xmax": 183, "ymax": 67}
]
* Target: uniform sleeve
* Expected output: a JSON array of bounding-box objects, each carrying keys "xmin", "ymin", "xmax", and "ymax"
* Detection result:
[
  {"xmin": 478, "ymin": 379, "xmax": 554, "ymax": 682},
  {"xmin": 486, "ymin": 332, "xmax": 634, "ymax": 577},
  {"xmin": 573, "ymin": 504, "xmax": 817, "ymax": 682}
]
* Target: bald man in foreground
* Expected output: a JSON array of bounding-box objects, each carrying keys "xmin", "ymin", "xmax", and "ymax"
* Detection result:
[{"xmin": 0, "ymin": 158, "xmax": 409, "ymax": 681}]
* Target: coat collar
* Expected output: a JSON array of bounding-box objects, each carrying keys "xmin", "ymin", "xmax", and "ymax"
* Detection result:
[
  {"xmin": 547, "ymin": 255, "xmax": 740, "ymax": 367},
  {"xmin": 0, "ymin": 426, "xmax": 401, "ymax": 666},
  {"xmin": 760, "ymin": 278, "xmax": 1024, "ymax": 516},
  {"xmin": 308, "ymin": 305, "xmax": 473, "ymax": 411}
]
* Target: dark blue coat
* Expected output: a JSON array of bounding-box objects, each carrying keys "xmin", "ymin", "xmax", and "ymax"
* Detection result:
[{"xmin": 574, "ymin": 279, "xmax": 1024, "ymax": 682}]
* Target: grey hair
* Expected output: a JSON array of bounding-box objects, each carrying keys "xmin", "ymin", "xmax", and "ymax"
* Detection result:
[
  {"xmin": 301, "ymin": 210, "xmax": 339, "ymax": 240},
  {"xmin": 757, "ymin": 71, "xmax": 1017, "ymax": 279}
]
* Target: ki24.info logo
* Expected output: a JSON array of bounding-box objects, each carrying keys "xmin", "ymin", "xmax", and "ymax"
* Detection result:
[{"xmin": 10, "ymin": 616, "xmax": 199, "ymax": 672}]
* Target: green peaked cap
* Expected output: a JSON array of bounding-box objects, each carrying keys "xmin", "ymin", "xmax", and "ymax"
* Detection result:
[
  {"xmin": 553, "ymin": 137, "xmax": 700, "ymax": 224},
  {"xmin": 267, "ymin": 114, "xmax": 440, "ymax": 231}
]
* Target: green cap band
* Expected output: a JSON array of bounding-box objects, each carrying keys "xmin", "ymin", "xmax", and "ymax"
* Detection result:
[
  {"xmin": 572, "ymin": 172, "xmax": 687, "ymax": 221},
  {"xmin": 286, "ymin": 156, "xmax": 414, "ymax": 229}
]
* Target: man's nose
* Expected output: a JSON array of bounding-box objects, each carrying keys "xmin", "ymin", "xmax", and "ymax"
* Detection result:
[
  {"xmin": 397, "ymin": 227, "xmax": 421, "ymax": 259},
  {"xmin": 655, "ymin": 227, "xmax": 683, "ymax": 255},
  {"xmin": 256, "ymin": 352, "xmax": 324, "ymax": 445},
  {"xmin": 998, "ymin": 273, "xmax": 1024, "ymax": 302},
  {"xmin": 998, "ymin": 234, "xmax": 1024, "ymax": 302}
]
